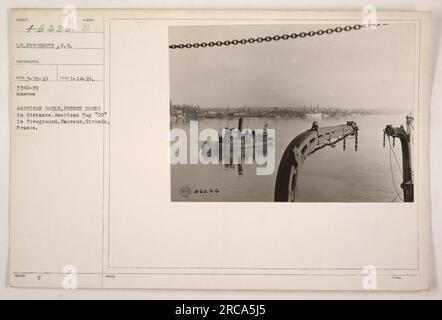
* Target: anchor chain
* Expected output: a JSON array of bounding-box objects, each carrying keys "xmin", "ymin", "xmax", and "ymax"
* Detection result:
[
  {"xmin": 355, "ymin": 131, "xmax": 358, "ymax": 151},
  {"xmin": 343, "ymin": 130, "xmax": 358, "ymax": 152},
  {"xmin": 169, "ymin": 23, "xmax": 387, "ymax": 49},
  {"xmin": 308, "ymin": 131, "xmax": 358, "ymax": 156}
]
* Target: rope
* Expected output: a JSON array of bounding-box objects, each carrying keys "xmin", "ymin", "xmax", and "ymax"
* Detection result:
[
  {"xmin": 391, "ymin": 191, "xmax": 403, "ymax": 202},
  {"xmin": 388, "ymin": 136, "xmax": 402, "ymax": 175},
  {"xmin": 388, "ymin": 137, "xmax": 403, "ymax": 202}
]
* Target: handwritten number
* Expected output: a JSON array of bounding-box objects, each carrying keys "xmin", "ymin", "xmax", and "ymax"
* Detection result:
[{"xmin": 24, "ymin": 24, "xmax": 34, "ymax": 33}]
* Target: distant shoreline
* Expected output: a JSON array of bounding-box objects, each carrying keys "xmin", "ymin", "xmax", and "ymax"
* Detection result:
[{"xmin": 170, "ymin": 104, "xmax": 411, "ymax": 121}]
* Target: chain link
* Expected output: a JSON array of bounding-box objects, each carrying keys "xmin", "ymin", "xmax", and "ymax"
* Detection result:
[{"xmin": 169, "ymin": 23, "xmax": 387, "ymax": 49}]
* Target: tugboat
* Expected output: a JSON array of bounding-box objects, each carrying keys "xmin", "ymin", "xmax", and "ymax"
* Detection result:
[{"xmin": 201, "ymin": 118, "xmax": 274, "ymax": 155}]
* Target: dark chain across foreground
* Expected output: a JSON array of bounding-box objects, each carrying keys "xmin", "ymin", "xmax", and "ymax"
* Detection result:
[{"xmin": 169, "ymin": 23, "xmax": 387, "ymax": 49}]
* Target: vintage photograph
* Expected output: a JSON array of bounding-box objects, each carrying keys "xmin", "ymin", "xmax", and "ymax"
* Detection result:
[
  {"xmin": 169, "ymin": 23, "xmax": 416, "ymax": 202},
  {"xmin": 6, "ymin": 8, "xmax": 432, "ymax": 293}
]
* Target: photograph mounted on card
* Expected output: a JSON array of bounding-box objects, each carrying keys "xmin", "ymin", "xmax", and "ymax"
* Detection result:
[{"xmin": 8, "ymin": 9, "xmax": 431, "ymax": 291}]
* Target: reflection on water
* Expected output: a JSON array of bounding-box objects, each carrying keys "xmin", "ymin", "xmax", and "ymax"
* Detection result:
[
  {"xmin": 201, "ymin": 143, "xmax": 269, "ymax": 176},
  {"xmin": 218, "ymin": 148, "xmax": 268, "ymax": 177},
  {"xmin": 171, "ymin": 114, "xmax": 409, "ymax": 202}
]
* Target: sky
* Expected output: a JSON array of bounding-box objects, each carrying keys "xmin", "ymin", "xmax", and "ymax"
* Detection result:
[{"xmin": 169, "ymin": 23, "xmax": 416, "ymax": 110}]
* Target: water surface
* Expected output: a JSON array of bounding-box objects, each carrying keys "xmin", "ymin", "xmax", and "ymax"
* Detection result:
[{"xmin": 171, "ymin": 114, "xmax": 408, "ymax": 202}]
